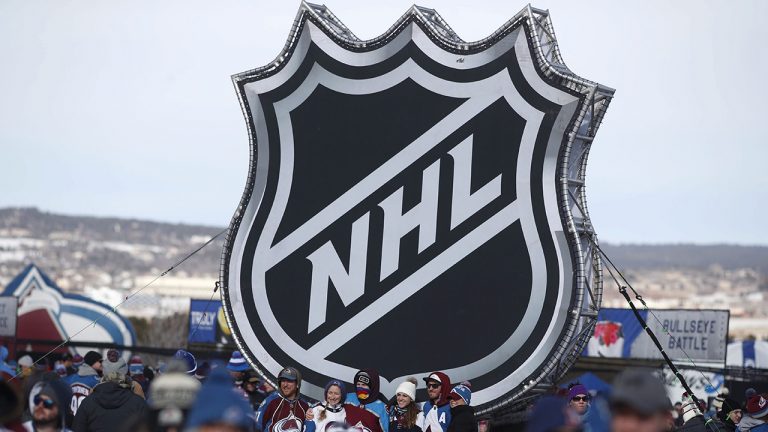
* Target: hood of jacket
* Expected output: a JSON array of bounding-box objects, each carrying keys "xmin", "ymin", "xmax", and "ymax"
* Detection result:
[
  {"xmin": 425, "ymin": 371, "xmax": 452, "ymax": 407},
  {"xmin": 78, "ymin": 363, "xmax": 99, "ymax": 378},
  {"xmin": 38, "ymin": 380, "xmax": 73, "ymax": 427},
  {"xmin": 91, "ymin": 381, "xmax": 136, "ymax": 409},
  {"xmin": 354, "ymin": 369, "xmax": 380, "ymax": 404},
  {"xmin": 740, "ymin": 415, "xmax": 766, "ymax": 431}
]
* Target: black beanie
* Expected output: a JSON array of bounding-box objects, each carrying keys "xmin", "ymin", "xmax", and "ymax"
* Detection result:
[{"xmin": 84, "ymin": 351, "xmax": 102, "ymax": 367}]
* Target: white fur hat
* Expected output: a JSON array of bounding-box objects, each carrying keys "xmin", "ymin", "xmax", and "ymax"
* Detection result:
[{"xmin": 396, "ymin": 377, "xmax": 417, "ymax": 401}]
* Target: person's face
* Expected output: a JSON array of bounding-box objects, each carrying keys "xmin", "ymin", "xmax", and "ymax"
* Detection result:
[
  {"xmin": 356, "ymin": 381, "xmax": 370, "ymax": 390},
  {"xmin": 674, "ymin": 404, "xmax": 682, "ymax": 414},
  {"xmin": 280, "ymin": 379, "xmax": 298, "ymax": 398},
  {"xmin": 449, "ymin": 397, "xmax": 465, "ymax": 409},
  {"xmin": 32, "ymin": 395, "xmax": 59, "ymax": 423},
  {"xmin": 396, "ymin": 393, "xmax": 412, "ymax": 408},
  {"xmin": 264, "ymin": 382, "xmax": 276, "ymax": 393},
  {"xmin": 612, "ymin": 406, "xmax": 667, "ymax": 432},
  {"xmin": 326, "ymin": 385, "xmax": 342, "ymax": 405},
  {"xmin": 245, "ymin": 381, "xmax": 258, "ymax": 392},
  {"xmin": 569, "ymin": 394, "xmax": 589, "ymax": 415},
  {"xmin": 729, "ymin": 409, "xmax": 743, "ymax": 424},
  {"xmin": 230, "ymin": 370, "xmax": 244, "ymax": 380},
  {"xmin": 92, "ymin": 360, "xmax": 103, "ymax": 373},
  {"xmin": 426, "ymin": 380, "xmax": 441, "ymax": 401}
]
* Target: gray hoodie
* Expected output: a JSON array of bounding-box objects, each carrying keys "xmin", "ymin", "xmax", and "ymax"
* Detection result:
[{"xmin": 738, "ymin": 414, "xmax": 766, "ymax": 432}]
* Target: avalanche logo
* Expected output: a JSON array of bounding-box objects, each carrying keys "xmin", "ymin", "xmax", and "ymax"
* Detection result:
[
  {"xmin": 587, "ymin": 321, "xmax": 625, "ymax": 358},
  {"xmin": 221, "ymin": 3, "xmax": 613, "ymax": 409},
  {"xmin": 2, "ymin": 264, "xmax": 135, "ymax": 354}
]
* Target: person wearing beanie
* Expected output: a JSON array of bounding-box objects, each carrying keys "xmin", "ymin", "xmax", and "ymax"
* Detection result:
[
  {"xmin": 256, "ymin": 366, "xmax": 309, "ymax": 432},
  {"xmin": 446, "ymin": 384, "xmax": 475, "ymax": 432},
  {"xmin": 567, "ymin": 383, "xmax": 590, "ymax": 416},
  {"xmin": 306, "ymin": 380, "xmax": 347, "ymax": 432},
  {"xmin": 418, "ymin": 371, "xmax": 452, "ymax": 432},
  {"xmin": 185, "ymin": 367, "xmax": 253, "ymax": 432},
  {"xmin": 17, "ymin": 355, "xmax": 35, "ymax": 379},
  {"xmin": 344, "ymin": 369, "xmax": 389, "ymax": 432},
  {"xmin": 72, "ymin": 369, "xmax": 147, "ymax": 432},
  {"xmin": 739, "ymin": 393, "xmax": 768, "ymax": 432},
  {"xmin": 388, "ymin": 378, "xmax": 420, "ymax": 432},
  {"xmin": 64, "ymin": 350, "xmax": 102, "ymax": 418},
  {"xmin": 22, "ymin": 379, "xmax": 73, "ymax": 432},
  {"xmin": 128, "ymin": 355, "xmax": 148, "ymax": 394},
  {"xmin": 714, "ymin": 397, "xmax": 743, "ymax": 432},
  {"xmin": 146, "ymin": 359, "xmax": 201, "ymax": 432},
  {"xmin": 227, "ymin": 351, "xmax": 251, "ymax": 384}
]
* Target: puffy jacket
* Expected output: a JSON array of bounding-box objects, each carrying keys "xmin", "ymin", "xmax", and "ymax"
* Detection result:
[{"xmin": 71, "ymin": 381, "xmax": 147, "ymax": 432}]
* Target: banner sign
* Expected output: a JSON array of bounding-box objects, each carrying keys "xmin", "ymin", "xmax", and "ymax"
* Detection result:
[
  {"xmin": 188, "ymin": 299, "xmax": 232, "ymax": 345},
  {"xmin": 0, "ymin": 296, "xmax": 17, "ymax": 337},
  {"xmin": 220, "ymin": 3, "xmax": 614, "ymax": 410},
  {"xmin": 586, "ymin": 308, "xmax": 729, "ymax": 363}
]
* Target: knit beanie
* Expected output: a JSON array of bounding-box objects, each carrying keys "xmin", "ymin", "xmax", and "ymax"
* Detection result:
[
  {"xmin": 568, "ymin": 383, "xmax": 589, "ymax": 400},
  {"xmin": 83, "ymin": 351, "xmax": 102, "ymax": 367},
  {"xmin": 325, "ymin": 379, "xmax": 346, "ymax": 403},
  {"xmin": 395, "ymin": 377, "xmax": 417, "ymax": 401},
  {"xmin": 72, "ymin": 354, "xmax": 84, "ymax": 367},
  {"xmin": 102, "ymin": 349, "xmax": 128, "ymax": 376},
  {"xmin": 227, "ymin": 350, "xmax": 250, "ymax": 372},
  {"xmin": 746, "ymin": 394, "xmax": 768, "ymax": 419}
]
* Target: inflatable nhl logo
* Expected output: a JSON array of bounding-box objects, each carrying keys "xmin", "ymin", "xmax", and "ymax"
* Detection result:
[{"xmin": 221, "ymin": 2, "xmax": 613, "ymax": 412}]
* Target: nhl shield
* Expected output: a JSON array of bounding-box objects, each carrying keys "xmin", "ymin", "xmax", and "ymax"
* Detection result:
[{"xmin": 221, "ymin": 3, "xmax": 613, "ymax": 411}]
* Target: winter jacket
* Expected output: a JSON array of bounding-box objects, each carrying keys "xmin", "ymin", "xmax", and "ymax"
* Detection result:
[
  {"xmin": 677, "ymin": 416, "xmax": 708, "ymax": 432},
  {"xmin": 345, "ymin": 394, "xmax": 388, "ymax": 432},
  {"xmin": 71, "ymin": 381, "xmax": 147, "ymax": 432},
  {"xmin": 64, "ymin": 365, "xmax": 100, "ymax": 418},
  {"xmin": 418, "ymin": 372, "xmax": 452, "ymax": 432},
  {"xmin": 446, "ymin": 405, "xmax": 475, "ymax": 432},
  {"xmin": 258, "ymin": 392, "xmax": 309, "ymax": 432},
  {"xmin": 345, "ymin": 403, "xmax": 385, "ymax": 432},
  {"xmin": 739, "ymin": 415, "xmax": 768, "ymax": 432}
]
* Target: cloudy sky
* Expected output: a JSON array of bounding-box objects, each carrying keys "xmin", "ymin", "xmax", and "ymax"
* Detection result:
[{"xmin": 1, "ymin": 0, "xmax": 766, "ymax": 244}]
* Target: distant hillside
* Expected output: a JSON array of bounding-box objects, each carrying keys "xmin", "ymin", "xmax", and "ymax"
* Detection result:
[
  {"xmin": 601, "ymin": 243, "xmax": 768, "ymax": 274},
  {"xmin": 1, "ymin": 207, "xmax": 767, "ymax": 284}
]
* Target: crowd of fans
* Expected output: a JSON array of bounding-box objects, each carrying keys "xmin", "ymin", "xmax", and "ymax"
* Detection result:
[{"xmin": 0, "ymin": 347, "xmax": 766, "ymax": 432}]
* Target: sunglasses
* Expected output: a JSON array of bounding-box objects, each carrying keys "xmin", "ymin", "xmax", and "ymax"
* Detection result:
[
  {"xmin": 426, "ymin": 383, "xmax": 441, "ymax": 390},
  {"xmin": 33, "ymin": 395, "xmax": 55, "ymax": 409},
  {"xmin": 571, "ymin": 396, "xmax": 590, "ymax": 402}
]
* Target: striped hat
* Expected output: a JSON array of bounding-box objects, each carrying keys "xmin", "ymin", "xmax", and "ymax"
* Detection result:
[{"xmin": 227, "ymin": 351, "xmax": 250, "ymax": 372}]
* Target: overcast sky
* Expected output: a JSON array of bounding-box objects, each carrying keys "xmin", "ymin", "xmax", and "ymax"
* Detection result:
[{"xmin": 1, "ymin": 0, "xmax": 766, "ymax": 245}]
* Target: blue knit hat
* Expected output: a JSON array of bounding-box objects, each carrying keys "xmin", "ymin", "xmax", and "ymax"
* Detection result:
[
  {"xmin": 227, "ymin": 350, "xmax": 250, "ymax": 372},
  {"xmin": 448, "ymin": 384, "xmax": 472, "ymax": 405},
  {"xmin": 173, "ymin": 350, "xmax": 197, "ymax": 375},
  {"xmin": 186, "ymin": 367, "xmax": 253, "ymax": 430}
]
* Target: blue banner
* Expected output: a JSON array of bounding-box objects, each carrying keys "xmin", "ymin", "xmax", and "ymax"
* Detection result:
[{"xmin": 188, "ymin": 299, "xmax": 223, "ymax": 344}]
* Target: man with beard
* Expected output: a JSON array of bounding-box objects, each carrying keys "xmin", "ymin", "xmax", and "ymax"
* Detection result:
[
  {"xmin": 257, "ymin": 367, "xmax": 309, "ymax": 432},
  {"xmin": 419, "ymin": 372, "xmax": 452, "ymax": 432},
  {"xmin": 22, "ymin": 379, "xmax": 72, "ymax": 432}
]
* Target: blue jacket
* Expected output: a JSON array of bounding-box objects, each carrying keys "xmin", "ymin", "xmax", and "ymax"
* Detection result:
[
  {"xmin": 346, "ymin": 392, "xmax": 389, "ymax": 432},
  {"xmin": 65, "ymin": 365, "xmax": 101, "ymax": 417},
  {"xmin": 421, "ymin": 400, "xmax": 451, "ymax": 432}
]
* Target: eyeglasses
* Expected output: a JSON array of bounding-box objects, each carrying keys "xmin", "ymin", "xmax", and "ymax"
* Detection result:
[
  {"xmin": 33, "ymin": 395, "xmax": 55, "ymax": 409},
  {"xmin": 426, "ymin": 383, "xmax": 441, "ymax": 390},
  {"xmin": 571, "ymin": 396, "xmax": 590, "ymax": 402}
]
